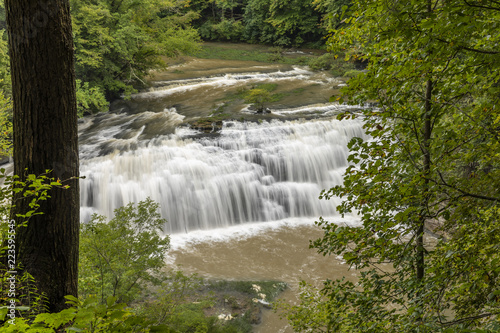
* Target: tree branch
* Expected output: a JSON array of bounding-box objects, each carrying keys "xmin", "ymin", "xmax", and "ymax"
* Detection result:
[
  {"xmin": 463, "ymin": 0, "xmax": 500, "ymax": 12},
  {"xmin": 434, "ymin": 170, "xmax": 500, "ymax": 202}
]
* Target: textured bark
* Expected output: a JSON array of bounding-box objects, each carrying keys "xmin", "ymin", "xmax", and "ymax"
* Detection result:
[{"xmin": 5, "ymin": 0, "xmax": 79, "ymax": 312}]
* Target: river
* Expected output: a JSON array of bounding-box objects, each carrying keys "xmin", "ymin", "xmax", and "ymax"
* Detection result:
[{"xmin": 78, "ymin": 51, "xmax": 366, "ymax": 331}]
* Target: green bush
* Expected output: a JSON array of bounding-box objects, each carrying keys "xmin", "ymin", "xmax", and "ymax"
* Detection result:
[
  {"xmin": 75, "ymin": 79, "xmax": 108, "ymax": 117},
  {"xmin": 138, "ymin": 271, "xmax": 258, "ymax": 333},
  {"xmin": 307, "ymin": 53, "xmax": 337, "ymax": 71},
  {"xmin": 244, "ymin": 89, "xmax": 272, "ymax": 112},
  {"xmin": 1, "ymin": 295, "xmax": 160, "ymax": 332},
  {"xmin": 138, "ymin": 271, "xmax": 209, "ymax": 324},
  {"xmin": 79, "ymin": 198, "xmax": 170, "ymax": 304},
  {"xmin": 208, "ymin": 280, "xmax": 287, "ymax": 302},
  {"xmin": 267, "ymin": 47, "xmax": 284, "ymax": 62},
  {"xmin": 199, "ymin": 19, "xmax": 244, "ymax": 42},
  {"xmin": 306, "ymin": 52, "xmax": 358, "ymax": 77},
  {"xmin": 343, "ymin": 69, "xmax": 364, "ymax": 78},
  {"xmin": 0, "ymin": 270, "xmax": 48, "ymax": 325}
]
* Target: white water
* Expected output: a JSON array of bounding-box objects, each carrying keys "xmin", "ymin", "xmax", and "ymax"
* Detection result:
[
  {"xmin": 80, "ymin": 117, "xmax": 366, "ymax": 234},
  {"xmin": 139, "ymin": 67, "xmax": 317, "ymax": 99}
]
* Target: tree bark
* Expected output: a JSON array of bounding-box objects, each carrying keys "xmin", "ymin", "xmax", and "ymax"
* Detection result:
[
  {"xmin": 5, "ymin": 0, "xmax": 79, "ymax": 312},
  {"xmin": 417, "ymin": 79, "xmax": 433, "ymax": 282},
  {"xmin": 416, "ymin": 0, "xmax": 434, "ymax": 283}
]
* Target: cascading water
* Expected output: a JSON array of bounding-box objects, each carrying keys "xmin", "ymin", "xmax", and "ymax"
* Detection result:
[
  {"xmin": 80, "ymin": 117, "xmax": 366, "ymax": 234},
  {"xmin": 78, "ymin": 57, "xmax": 367, "ymax": 234}
]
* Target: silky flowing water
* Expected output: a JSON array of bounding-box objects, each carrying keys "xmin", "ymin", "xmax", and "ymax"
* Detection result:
[{"xmin": 78, "ymin": 52, "xmax": 366, "ymax": 331}]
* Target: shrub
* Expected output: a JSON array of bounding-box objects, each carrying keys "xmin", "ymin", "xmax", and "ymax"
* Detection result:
[
  {"xmin": 1, "ymin": 295, "xmax": 160, "ymax": 332},
  {"xmin": 199, "ymin": 19, "xmax": 244, "ymax": 42},
  {"xmin": 244, "ymin": 89, "xmax": 272, "ymax": 112},
  {"xmin": 267, "ymin": 47, "xmax": 284, "ymax": 62},
  {"xmin": 343, "ymin": 69, "xmax": 364, "ymax": 78},
  {"xmin": 79, "ymin": 198, "xmax": 169, "ymax": 304},
  {"xmin": 307, "ymin": 53, "xmax": 337, "ymax": 71}
]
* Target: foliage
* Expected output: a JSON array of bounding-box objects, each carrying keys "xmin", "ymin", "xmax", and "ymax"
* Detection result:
[
  {"xmin": 307, "ymin": 52, "xmax": 337, "ymax": 71},
  {"xmin": 312, "ymin": 0, "xmax": 352, "ymax": 31},
  {"xmin": 241, "ymin": 0, "xmax": 275, "ymax": 44},
  {"xmin": 307, "ymin": 52, "xmax": 357, "ymax": 76},
  {"xmin": 192, "ymin": 0, "xmax": 329, "ymax": 47},
  {"xmin": 0, "ymin": 2, "xmax": 5, "ymax": 30},
  {"xmin": 0, "ymin": 171, "xmax": 65, "ymax": 325},
  {"xmin": 0, "ymin": 29, "xmax": 11, "ymax": 150},
  {"xmin": 243, "ymin": 83, "xmax": 283, "ymax": 112},
  {"xmin": 242, "ymin": 0, "xmax": 326, "ymax": 47},
  {"xmin": 137, "ymin": 273, "xmax": 285, "ymax": 332},
  {"xmin": 139, "ymin": 271, "xmax": 209, "ymax": 325},
  {"xmin": 283, "ymin": 0, "xmax": 500, "ymax": 331},
  {"xmin": 139, "ymin": 271, "xmax": 219, "ymax": 332},
  {"xmin": 0, "ymin": 295, "xmax": 161, "ymax": 332},
  {"xmin": 266, "ymin": 46, "xmax": 284, "ymax": 62},
  {"xmin": 199, "ymin": 19, "xmax": 245, "ymax": 41},
  {"xmin": 70, "ymin": 0, "xmax": 201, "ymax": 101},
  {"xmin": 342, "ymin": 69, "xmax": 363, "ymax": 78},
  {"xmin": 0, "ymin": 270, "xmax": 49, "ymax": 325},
  {"xmin": 75, "ymin": 79, "xmax": 108, "ymax": 117},
  {"xmin": 0, "ymin": 171, "xmax": 63, "ymax": 235},
  {"xmin": 208, "ymin": 279, "xmax": 287, "ymax": 302},
  {"xmin": 266, "ymin": 0, "xmax": 324, "ymax": 47},
  {"xmin": 275, "ymin": 282, "xmax": 332, "ymax": 332},
  {"xmin": 0, "ymin": 90, "xmax": 12, "ymax": 157},
  {"xmin": 79, "ymin": 198, "xmax": 170, "ymax": 304},
  {"xmin": 244, "ymin": 89, "xmax": 272, "ymax": 112},
  {"xmin": 0, "ymin": 29, "xmax": 10, "ymax": 96}
]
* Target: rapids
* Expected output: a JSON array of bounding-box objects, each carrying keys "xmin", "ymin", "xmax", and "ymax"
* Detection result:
[{"xmin": 80, "ymin": 118, "xmax": 365, "ymax": 233}]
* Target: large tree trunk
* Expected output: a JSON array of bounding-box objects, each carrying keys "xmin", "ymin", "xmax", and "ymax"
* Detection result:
[{"xmin": 5, "ymin": 0, "xmax": 79, "ymax": 312}]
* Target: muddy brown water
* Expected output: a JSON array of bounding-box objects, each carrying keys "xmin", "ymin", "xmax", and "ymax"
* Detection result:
[{"xmin": 166, "ymin": 222, "xmax": 359, "ymax": 332}]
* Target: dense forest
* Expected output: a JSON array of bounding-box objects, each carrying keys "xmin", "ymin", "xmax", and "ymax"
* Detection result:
[{"xmin": 1, "ymin": 0, "xmax": 499, "ymax": 332}]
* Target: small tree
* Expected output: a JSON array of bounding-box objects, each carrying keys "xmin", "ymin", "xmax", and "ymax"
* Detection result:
[
  {"xmin": 245, "ymin": 88, "xmax": 272, "ymax": 113},
  {"xmin": 79, "ymin": 198, "xmax": 170, "ymax": 304}
]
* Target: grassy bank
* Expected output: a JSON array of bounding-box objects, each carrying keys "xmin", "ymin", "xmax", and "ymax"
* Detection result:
[
  {"xmin": 138, "ymin": 273, "xmax": 288, "ymax": 333},
  {"xmin": 192, "ymin": 42, "xmax": 363, "ymax": 77}
]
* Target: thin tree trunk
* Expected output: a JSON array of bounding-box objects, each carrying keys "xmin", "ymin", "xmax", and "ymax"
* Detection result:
[
  {"xmin": 5, "ymin": 0, "xmax": 79, "ymax": 312},
  {"xmin": 417, "ymin": 79, "xmax": 433, "ymax": 281}
]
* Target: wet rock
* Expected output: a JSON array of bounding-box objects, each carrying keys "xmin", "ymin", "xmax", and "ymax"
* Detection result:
[
  {"xmin": 247, "ymin": 303, "xmax": 262, "ymax": 325},
  {"xmin": 190, "ymin": 119, "xmax": 223, "ymax": 133},
  {"xmin": 256, "ymin": 107, "xmax": 271, "ymax": 114}
]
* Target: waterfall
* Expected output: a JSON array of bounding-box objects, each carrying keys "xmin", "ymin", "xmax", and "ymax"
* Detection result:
[{"xmin": 80, "ymin": 117, "xmax": 366, "ymax": 234}]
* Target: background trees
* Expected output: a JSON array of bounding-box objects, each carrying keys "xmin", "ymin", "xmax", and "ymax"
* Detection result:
[
  {"xmin": 284, "ymin": 0, "xmax": 500, "ymax": 331},
  {"xmin": 70, "ymin": 0, "xmax": 201, "ymax": 103},
  {"xmin": 0, "ymin": 0, "xmax": 349, "ymax": 117},
  {"xmin": 0, "ymin": 0, "xmax": 202, "ymax": 117}
]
